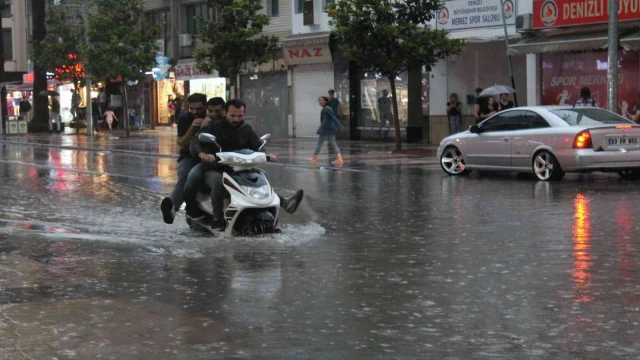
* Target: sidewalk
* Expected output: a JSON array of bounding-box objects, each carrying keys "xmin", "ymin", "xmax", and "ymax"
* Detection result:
[{"xmin": 0, "ymin": 128, "xmax": 440, "ymax": 170}]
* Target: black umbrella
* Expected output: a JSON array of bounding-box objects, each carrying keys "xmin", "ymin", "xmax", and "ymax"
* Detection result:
[{"xmin": 38, "ymin": 90, "xmax": 60, "ymax": 96}]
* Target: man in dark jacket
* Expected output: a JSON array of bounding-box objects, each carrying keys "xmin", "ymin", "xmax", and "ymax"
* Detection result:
[
  {"xmin": 160, "ymin": 93, "xmax": 208, "ymax": 224},
  {"xmin": 186, "ymin": 99, "xmax": 303, "ymax": 230}
]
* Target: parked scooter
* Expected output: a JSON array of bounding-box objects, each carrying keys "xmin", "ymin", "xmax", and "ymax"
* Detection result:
[{"xmin": 187, "ymin": 133, "xmax": 281, "ymax": 236}]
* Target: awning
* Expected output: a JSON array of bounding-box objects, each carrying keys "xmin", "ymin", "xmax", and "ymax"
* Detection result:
[
  {"xmin": 507, "ymin": 31, "xmax": 610, "ymax": 55},
  {"xmin": 621, "ymin": 32, "xmax": 640, "ymax": 51}
]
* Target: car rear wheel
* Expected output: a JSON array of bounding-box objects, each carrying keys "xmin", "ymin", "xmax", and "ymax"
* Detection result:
[
  {"xmin": 617, "ymin": 170, "xmax": 640, "ymax": 179},
  {"xmin": 440, "ymin": 146, "xmax": 468, "ymax": 176},
  {"xmin": 533, "ymin": 151, "xmax": 565, "ymax": 181}
]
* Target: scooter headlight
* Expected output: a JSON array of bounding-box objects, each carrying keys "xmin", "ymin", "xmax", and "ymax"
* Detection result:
[{"xmin": 240, "ymin": 184, "xmax": 271, "ymax": 200}]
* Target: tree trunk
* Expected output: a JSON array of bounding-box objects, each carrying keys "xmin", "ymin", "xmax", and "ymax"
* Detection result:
[
  {"xmin": 0, "ymin": 14, "xmax": 6, "ymax": 133},
  {"xmin": 32, "ymin": 0, "xmax": 49, "ymax": 124},
  {"xmin": 123, "ymin": 83, "xmax": 130, "ymax": 137},
  {"xmin": 389, "ymin": 76, "xmax": 402, "ymax": 151}
]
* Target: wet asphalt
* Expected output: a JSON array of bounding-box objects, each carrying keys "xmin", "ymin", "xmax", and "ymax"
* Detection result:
[{"xmin": 1, "ymin": 132, "xmax": 640, "ymax": 359}]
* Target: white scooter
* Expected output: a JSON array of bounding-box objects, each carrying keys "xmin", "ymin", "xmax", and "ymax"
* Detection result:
[{"xmin": 187, "ymin": 133, "xmax": 281, "ymax": 236}]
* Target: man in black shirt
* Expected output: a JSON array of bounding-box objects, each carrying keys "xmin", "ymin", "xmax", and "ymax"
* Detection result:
[
  {"xmin": 161, "ymin": 93, "xmax": 208, "ymax": 224},
  {"xmin": 498, "ymin": 93, "xmax": 514, "ymax": 111}
]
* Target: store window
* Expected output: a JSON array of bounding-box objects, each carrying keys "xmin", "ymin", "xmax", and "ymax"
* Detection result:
[
  {"xmin": 146, "ymin": 10, "xmax": 171, "ymax": 39},
  {"xmin": 185, "ymin": 3, "xmax": 215, "ymax": 34},
  {"xmin": 357, "ymin": 72, "xmax": 409, "ymax": 128},
  {"xmin": 3, "ymin": 29, "xmax": 12, "ymax": 60}
]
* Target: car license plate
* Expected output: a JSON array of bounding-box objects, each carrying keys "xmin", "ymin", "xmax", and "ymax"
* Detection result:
[{"xmin": 608, "ymin": 137, "xmax": 639, "ymax": 146}]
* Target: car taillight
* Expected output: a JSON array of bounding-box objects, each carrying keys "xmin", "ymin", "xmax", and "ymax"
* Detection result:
[{"xmin": 573, "ymin": 130, "xmax": 592, "ymax": 149}]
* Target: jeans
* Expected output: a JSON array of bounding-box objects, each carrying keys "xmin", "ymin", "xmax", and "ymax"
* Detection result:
[
  {"xmin": 448, "ymin": 115, "xmax": 461, "ymax": 135},
  {"xmin": 134, "ymin": 115, "xmax": 143, "ymax": 129},
  {"xmin": 314, "ymin": 134, "xmax": 340, "ymax": 155},
  {"xmin": 169, "ymin": 156, "xmax": 199, "ymax": 212},
  {"xmin": 204, "ymin": 169, "xmax": 226, "ymax": 220},
  {"xmin": 183, "ymin": 163, "xmax": 206, "ymax": 211}
]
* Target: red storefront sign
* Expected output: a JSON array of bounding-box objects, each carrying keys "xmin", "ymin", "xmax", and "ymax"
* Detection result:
[
  {"xmin": 533, "ymin": 0, "xmax": 640, "ymax": 29},
  {"xmin": 541, "ymin": 50, "xmax": 639, "ymax": 118}
]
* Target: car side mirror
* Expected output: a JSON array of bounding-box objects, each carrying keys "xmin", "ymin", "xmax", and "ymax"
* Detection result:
[{"xmin": 469, "ymin": 125, "xmax": 480, "ymax": 133}]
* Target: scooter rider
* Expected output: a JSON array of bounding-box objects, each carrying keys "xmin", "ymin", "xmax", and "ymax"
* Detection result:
[
  {"xmin": 181, "ymin": 97, "xmax": 228, "ymax": 220},
  {"xmin": 160, "ymin": 93, "xmax": 208, "ymax": 224},
  {"xmin": 187, "ymin": 99, "xmax": 304, "ymax": 230}
]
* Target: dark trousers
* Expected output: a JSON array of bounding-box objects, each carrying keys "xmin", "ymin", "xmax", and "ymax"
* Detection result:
[{"xmin": 169, "ymin": 156, "xmax": 199, "ymax": 212}]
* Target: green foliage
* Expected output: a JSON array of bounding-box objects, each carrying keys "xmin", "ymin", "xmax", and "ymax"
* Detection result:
[
  {"xmin": 194, "ymin": 0, "xmax": 279, "ymax": 87},
  {"xmin": 328, "ymin": 0, "xmax": 464, "ymax": 78},
  {"xmin": 85, "ymin": 0, "xmax": 158, "ymax": 82},
  {"xmin": 33, "ymin": 1, "xmax": 86, "ymax": 85},
  {"xmin": 328, "ymin": 0, "xmax": 465, "ymax": 149}
]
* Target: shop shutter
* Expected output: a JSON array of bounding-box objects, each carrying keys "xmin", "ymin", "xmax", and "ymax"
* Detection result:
[{"xmin": 293, "ymin": 64, "xmax": 335, "ymax": 138}]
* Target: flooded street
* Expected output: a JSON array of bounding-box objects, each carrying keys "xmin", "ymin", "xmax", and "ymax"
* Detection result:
[{"xmin": 1, "ymin": 140, "xmax": 640, "ymax": 359}]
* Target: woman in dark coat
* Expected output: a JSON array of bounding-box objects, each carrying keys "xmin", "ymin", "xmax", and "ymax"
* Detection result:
[{"xmin": 310, "ymin": 96, "xmax": 343, "ymax": 166}]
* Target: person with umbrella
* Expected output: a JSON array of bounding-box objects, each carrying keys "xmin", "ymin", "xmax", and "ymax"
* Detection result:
[{"xmin": 498, "ymin": 93, "xmax": 514, "ymax": 111}]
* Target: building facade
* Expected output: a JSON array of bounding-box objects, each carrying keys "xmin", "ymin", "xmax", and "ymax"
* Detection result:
[
  {"xmin": 510, "ymin": 0, "xmax": 640, "ymax": 122},
  {"xmin": 143, "ymin": 0, "xmax": 291, "ymax": 132},
  {"xmin": 427, "ymin": 0, "xmax": 527, "ymax": 144}
]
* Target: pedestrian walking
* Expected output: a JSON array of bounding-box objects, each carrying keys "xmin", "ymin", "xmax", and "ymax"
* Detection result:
[
  {"xmin": 103, "ymin": 107, "xmax": 118, "ymax": 133},
  {"xmin": 446, "ymin": 93, "xmax": 462, "ymax": 135},
  {"xmin": 19, "ymin": 98, "xmax": 32, "ymax": 122},
  {"xmin": 498, "ymin": 93, "xmax": 514, "ymax": 111},
  {"xmin": 310, "ymin": 96, "xmax": 343, "ymax": 166},
  {"xmin": 49, "ymin": 97, "xmax": 61, "ymax": 132},
  {"xmin": 574, "ymin": 87, "xmax": 598, "ymax": 107}
]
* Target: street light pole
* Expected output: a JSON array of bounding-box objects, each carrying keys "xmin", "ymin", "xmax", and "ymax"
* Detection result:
[
  {"xmin": 84, "ymin": 0, "xmax": 93, "ymax": 136},
  {"xmin": 606, "ymin": 0, "xmax": 618, "ymax": 112}
]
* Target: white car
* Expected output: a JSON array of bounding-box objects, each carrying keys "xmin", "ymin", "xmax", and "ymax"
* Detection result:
[{"xmin": 437, "ymin": 106, "xmax": 640, "ymax": 181}]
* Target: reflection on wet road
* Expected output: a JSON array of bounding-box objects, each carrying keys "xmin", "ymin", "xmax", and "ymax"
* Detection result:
[{"xmin": 1, "ymin": 143, "xmax": 640, "ymax": 359}]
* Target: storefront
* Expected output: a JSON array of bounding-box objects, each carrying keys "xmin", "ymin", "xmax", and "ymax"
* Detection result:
[
  {"xmin": 174, "ymin": 58, "xmax": 226, "ymax": 101},
  {"xmin": 428, "ymin": 0, "xmax": 524, "ymax": 143},
  {"xmin": 509, "ymin": 0, "xmax": 640, "ymax": 115},
  {"xmin": 154, "ymin": 77, "xmax": 184, "ymax": 126},
  {"xmin": 283, "ymin": 33, "xmax": 335, "ymax": 138}
]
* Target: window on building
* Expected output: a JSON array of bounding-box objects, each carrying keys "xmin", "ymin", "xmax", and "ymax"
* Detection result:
[
  {"xmin": 146, "ymin": 10, "xmax": 171, "ymax": 39},
  {"xmin": 269, "ymin": 0, "xmax": 279, "ymax": 17},
  {"xmin": 295, "ymin": 0, "xmax": 304, "ymax": 14},
  {"xmin": 185, "ymin": 3, "xmax": 215, "ymax": 34},
  {"xmin": 3, "ymin": 29, "xmax": 12, "ymax": 60},
  {"xmin": 0, "ymin": 4, "xmax": 10, "ymax": 18}
]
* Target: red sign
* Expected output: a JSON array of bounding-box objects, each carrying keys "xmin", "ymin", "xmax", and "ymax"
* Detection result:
[
  {"xmin": 533, "ymin": 0, "xmax": 640, "ymax": 29},
  {"xmin": 287, "ymin": 47, "xmax": 324, "ymax": 59},
  {"xmin": 541, "ymin": 50, "xmax": 639, "ymax": 118},
  {"xmin": 23, "ymin": 73, "xmax": 34, "ymax": 83}
]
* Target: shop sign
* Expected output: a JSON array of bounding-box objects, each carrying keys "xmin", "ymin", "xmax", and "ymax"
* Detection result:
[
  {"xmin": 174, "ymin": 59, "xmax": 219, "ymax": 81},
  {"xmin": 533, "ymin": 0, "xmax": 640, "ymax": 29},
  {"xmin": 23, "ymin": 73, "xmax": 34, "ymax": 83},
  {"xmin": 541, "ymin": 50, "xmax": 639, "ymax": 118},
  {"xmin": 437, "ymin": 0, "xmax": 516, "ymax": 31},
  {"xmin": 282, "ymin": 35, "xmax": 332, "ymax": 65}
]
